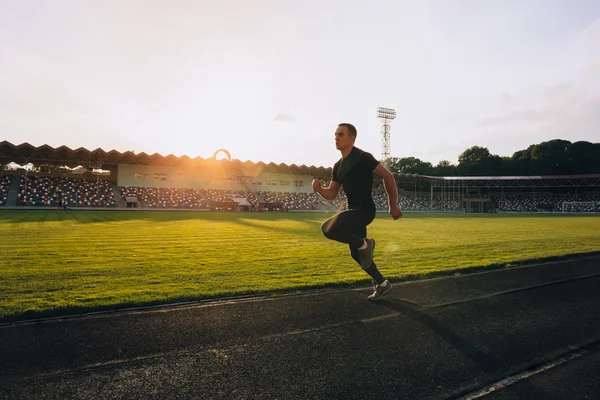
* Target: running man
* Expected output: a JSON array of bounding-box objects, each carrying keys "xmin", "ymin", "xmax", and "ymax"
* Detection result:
[{"xmin": 312, "ymin": 123, "xmax": 402, "ymax": 301}]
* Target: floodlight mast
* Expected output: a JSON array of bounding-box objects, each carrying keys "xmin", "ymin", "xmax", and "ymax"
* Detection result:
[{"xmin": 376, "ymin": 107, "xmax": 396, "ymax": 170}]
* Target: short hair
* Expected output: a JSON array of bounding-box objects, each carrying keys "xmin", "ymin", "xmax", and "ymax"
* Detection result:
[{"xmin": 338, "ymin": 123, "xmax": 357, "ymax": 138}]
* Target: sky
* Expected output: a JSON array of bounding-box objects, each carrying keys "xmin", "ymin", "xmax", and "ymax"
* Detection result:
[{"xmin": 1, "ymin": 0, "xmax": 599, "ymax": 168}]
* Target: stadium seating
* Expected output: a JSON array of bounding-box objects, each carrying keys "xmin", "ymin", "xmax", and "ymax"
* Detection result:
[
  {"xmin": 8, "ymin": 174, "xmax": 597, "ymax": 212},
  {"xmin": 119, "ymin": 186, "xmax": 210, "ymax": 209},
  {"xmin": 377, "ymin": 192, "xmax": 598, "ymax": 213},
  {"xmin": 491, "ymin": 194, "xmax": 600, "ymax": 212},
  {"xmin": 0, "ymin": 175, "xmax": 11, "ymax": 206},
  {"xmin": 374, "ymin": 191, "xmax": 422, "ymax": 211},
  {"xmin": 386, "ymin": 193, "xmax": 459, "ymax": 211},
  {"xmin": 117, "ymin": 187, "xmax": 328, "ymax": 211},
  {"xmin": 562, "ymin": 195, "xmax": 600, "ymax": 212},
  {"xmin": 203, "ymin": 189, "xmax": 258, "ymax": 210},
  {"xmin": 256, "ymin": 191, "xmax": 322, "ymax": 210},
  {"xmin": 17, "ymin": 176, "xmax": 116, "ymax": 207}
]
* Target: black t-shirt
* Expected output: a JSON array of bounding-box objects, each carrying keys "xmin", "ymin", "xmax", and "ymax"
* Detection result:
[{"xmin": 332, "ymin": 147, "xmax": 380, "ymax": 210}]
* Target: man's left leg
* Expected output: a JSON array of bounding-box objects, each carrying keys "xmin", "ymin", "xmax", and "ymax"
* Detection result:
[
  {"xmin": 350, "ymin": 245, "xmax": 384, "ymax": 284},
  {"xmin": 349, "ymin": 226, "xmax": 392, "ymax": 301}
]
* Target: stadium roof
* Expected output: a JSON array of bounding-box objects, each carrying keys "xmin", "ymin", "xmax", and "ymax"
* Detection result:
[{"xmin": 0, "ymin": 141, "xmax": 332, "ymax": 177}]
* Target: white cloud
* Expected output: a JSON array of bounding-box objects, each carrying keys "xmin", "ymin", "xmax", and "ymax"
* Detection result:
[
  {"xmin": 584, "ymin": 59, "xmax": 600, "ymax": 75},
  {"xmin": 0, "ymin": 43, "xmax": 192, "ymax": 153},
  {"xmin": 500, "ymin": 92, "xmax": 514, "ymax": 106},
  {"xmin": 480, "ymin": 110, "xmax": 543, "ymax": 127},
  {"xmin": 580, "ymin": 18, "xmax": 600, "ymax": 46},
  {"xmin": 1, "ymin": 2, "xmax": 600, "ymax": 167},
  {"xmin": 272, "ymin": 113, "xmax": 297, "ymax": 122},
  {"xmin": 477, "ymin": 82, "xmax": 600, "ymax": 156}
]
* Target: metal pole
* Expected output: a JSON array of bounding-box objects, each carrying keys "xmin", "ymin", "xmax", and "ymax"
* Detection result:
[
  {"xmin": 377, "ymin": 107, "xmax": 396, "ymax": 171},
  {"xmin": 443, "ymin": 181, "xmax": 446, "ymax": 212},
  {"xmin": 430, "ymin": 185, "xmax": 433, "ymax": 210},
  {"xmin": 381, "ymin": 120, "xmax": 390, "ymax": 169}
]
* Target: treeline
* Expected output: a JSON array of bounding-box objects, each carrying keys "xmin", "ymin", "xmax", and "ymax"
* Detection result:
[{"xmin": 389, "ymin": 139, "xmax": 600, "ymax": 177}]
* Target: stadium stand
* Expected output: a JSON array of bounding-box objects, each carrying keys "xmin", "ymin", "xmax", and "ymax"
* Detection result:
[
  {"xmin": 374, "ymin": 191, "xmax": 424, "ymax": 211},
  {"xmin": 388, "ymin": 193, "xmax": 459, "ymax": 211},
  {"xmin": 330, "ymin": 190, "xmax": 445, "ymax": 212},
  {"xmin": 17, "ymin": 176, "xmax": 116, "ymax": 207},
  {"xmin": 419, "ymin": 195, "xmax": 460, "ymax": 211},
  {"xmin": 118, "ymin": 187, "xmax": 329, "ymax": 211},
  {"xmin": 2, "ymin": 142, "xmax": 599, "ymax": 213},
  {"xmin": 0, "ymin": 175, "xmax": 11, "ymax": 206},
  {"xmin": 119, "ymin": 186, "xmax": 210, "ymax": 209},
  {"xmin": 493, "ymin": 194, "xmax": 600, "ymax": 212},
  {"xmin": 203, "ymin": 189, "xmax": 258, "ymax": 210},
  {"xmin": 4, "ymin": 172, "xmax": 599, "ymax": 213},
  {"xmin": 256, "ymin": 191, "xmax": 322, "ymax": 210},
  {"xmin": 562, "ymin": 198, "xmax": 600, "ymax": 212}
]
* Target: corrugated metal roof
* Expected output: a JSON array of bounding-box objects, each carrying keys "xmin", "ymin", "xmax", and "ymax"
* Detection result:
[{"xmin": 0, "ymin": 141, "xmax": 332, "ymax": 177}]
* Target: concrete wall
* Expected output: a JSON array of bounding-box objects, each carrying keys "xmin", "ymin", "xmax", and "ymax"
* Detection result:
[{"xmin": 117, "ymin": 165, "xmax": 316, "ymax": 193}]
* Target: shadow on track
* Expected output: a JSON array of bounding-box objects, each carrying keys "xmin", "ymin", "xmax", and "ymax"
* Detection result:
[{"xmin": 375, "ymin": 299, "xmax": 558, "ymax": 399}]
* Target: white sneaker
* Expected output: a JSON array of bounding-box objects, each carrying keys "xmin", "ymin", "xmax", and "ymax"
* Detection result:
[{"xmin": 368, "ymin": 280, "xmax": 392, "ymax": 301}]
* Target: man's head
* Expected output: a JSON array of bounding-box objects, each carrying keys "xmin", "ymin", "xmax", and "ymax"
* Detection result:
[{"xmin": 335, "ymin": 123, "xmax": 357, "ymax": 151}]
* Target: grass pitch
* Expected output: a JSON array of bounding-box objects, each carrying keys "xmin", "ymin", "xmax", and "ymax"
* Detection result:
[{"xmin": 1, "ymin": 210, "xmax": 599, "ymax": 320}]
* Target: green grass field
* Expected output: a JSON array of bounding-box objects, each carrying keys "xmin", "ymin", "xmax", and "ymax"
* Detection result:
[{"xmin": 1, "ymin": 210, "xmax": 599, "ymax": 321}]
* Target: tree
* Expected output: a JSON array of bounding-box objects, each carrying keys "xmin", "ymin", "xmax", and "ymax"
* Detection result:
[
  {"xmin": 457, "ymin": 146, "xmax": 509, "ymax": 176},
  {"xmin": 510, "ymin": 149, "xmax": 530, "ymax": 175},
  {"xmin": 386, "ymin": 139, "xmax": 599, "ymax": 177},
  {"xmin": 498, "ymin": 156, "xmax": 515, "ymax": 175},
  {"xmin": 569, "ymin": 141, "xmax": 600, "ymax": 174},
  {"xmin": 433, "ymin": 160, "xmax": 457, "ymax": 176},
  {"xmin": 513, "ymin": 140, "xmax": 573, "ymax": 175},
  {"xmin": 458, "ymin": 146, "xmax": 491, "ymax": 164},
  {"xmin": 458, "ymin": 146, "xmax": 493, "ymax": 175},
  {"xmin": 388, "ymin": 157, "xmax": 433, "ymax": 175},
  {"xmin": 535, "ymin": 139, "xmax": 572, "ymax": 175}
]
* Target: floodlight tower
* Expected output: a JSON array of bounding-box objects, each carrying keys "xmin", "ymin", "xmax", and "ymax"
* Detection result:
[{"xmin": 377, "ymin": 107, "xmax": 396, "ymax": 170}]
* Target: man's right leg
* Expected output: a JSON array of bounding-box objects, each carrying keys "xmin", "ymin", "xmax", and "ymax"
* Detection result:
[
  {"xmin": 321, "ymin": 209, "xmax": 388, "ymax": 287},
  {"xmin": 320, "ymin": 209, "xmax": 367, "ymax": 249}
]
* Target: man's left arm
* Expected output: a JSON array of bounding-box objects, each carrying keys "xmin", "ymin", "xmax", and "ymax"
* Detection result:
[{"xmin": 373, "ymin": 163, "xmax": 403, "ymax": 220}]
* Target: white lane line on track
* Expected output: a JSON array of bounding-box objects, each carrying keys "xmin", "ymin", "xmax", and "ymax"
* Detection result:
[
  {"xmin": 458, "ymin": 346, "xmax": 592, "ymax": 399},
  {"xmin": 427, "ymin": 272, "xmax": 600, "ymax": 310}
]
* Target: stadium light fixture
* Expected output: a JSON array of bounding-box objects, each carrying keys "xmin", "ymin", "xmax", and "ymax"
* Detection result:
[{"xmin": 376, "ymin": 107, "xmax": 396, "ymax": 120}]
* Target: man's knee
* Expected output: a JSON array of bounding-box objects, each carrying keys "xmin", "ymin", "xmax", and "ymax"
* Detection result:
[{"xmin": 321, "ymin": 221, "xmax": 335, "ymax": 239}]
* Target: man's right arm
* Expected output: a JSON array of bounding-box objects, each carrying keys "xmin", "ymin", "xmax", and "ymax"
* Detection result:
[{"xmin": 312, "ymin": 179, "xmax": 341, "ymax": 201}]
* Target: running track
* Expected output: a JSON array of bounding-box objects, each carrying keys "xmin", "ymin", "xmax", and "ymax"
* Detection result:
[{"xmin": 1, "ymin": 256, "xmax": 599, "ymax": 399}]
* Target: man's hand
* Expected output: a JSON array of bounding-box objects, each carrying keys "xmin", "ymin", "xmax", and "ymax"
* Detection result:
[
  {"xmin": 311, "ymin": 178, "xmax": 322, "ymax": 191},
  {"xmin": 389, "ymin": 204, "xmax": 403, "ymax": 220}
]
